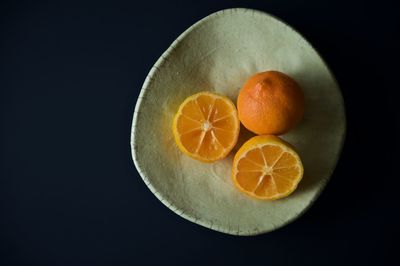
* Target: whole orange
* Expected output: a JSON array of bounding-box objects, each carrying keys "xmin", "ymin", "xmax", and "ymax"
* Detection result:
[{"xmin": 237, "ymin": 71, "xmax": 304, "ymax": 135}]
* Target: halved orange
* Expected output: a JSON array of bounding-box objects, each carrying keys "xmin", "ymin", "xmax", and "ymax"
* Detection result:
[
  {"xmin": 172, "ymin": 91, "xmax": 240, "ymax": 162},
  {"xmin": 232, "ymin": 135, "xmax": 303, "ymax": 200}
]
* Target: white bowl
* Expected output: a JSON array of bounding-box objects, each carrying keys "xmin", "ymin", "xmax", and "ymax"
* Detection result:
[{"xmin": 131, "ymin": 8, "xmax": 346, "ymax": 235}]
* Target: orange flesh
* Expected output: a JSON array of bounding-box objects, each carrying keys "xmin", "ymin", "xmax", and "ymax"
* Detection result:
[
  {"xmin": 173, "ymin": 92, "xmax": 240, "ymax": 162},
  {"xmin": 233, "ymin": 136, "xmax": 303, "ymax": 200}
]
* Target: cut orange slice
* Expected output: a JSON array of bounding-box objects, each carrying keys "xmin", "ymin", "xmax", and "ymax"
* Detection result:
[
  {"xmin": 232, "ymin": 135, "xmax": 303, "ymax": 200},
  {"xmin": 172, "ymin": 91, "xmax": 240, "ymax": 162}
]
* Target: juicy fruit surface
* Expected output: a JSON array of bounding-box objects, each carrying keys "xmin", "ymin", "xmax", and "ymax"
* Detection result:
[
  {"xmin": 232, "ymin": 135, "xmax": 303, "ymax": 200},
  {"xmin": 237, "ymin": 71, "xmax": 304, "ymax": 135},
  {"xmin": 172, "ymin": 91, "xmax": 240, "ymax": 162}
]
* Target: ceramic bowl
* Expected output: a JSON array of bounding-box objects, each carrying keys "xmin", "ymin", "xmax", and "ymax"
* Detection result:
[{"xmin": 131, "ymin": 8, "xmax": 346, "ymax": 235}]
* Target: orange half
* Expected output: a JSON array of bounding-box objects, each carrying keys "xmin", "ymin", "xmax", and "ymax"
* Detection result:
[
  {"xmin": 232, "ymin": 135, "xmax": 304, "ymax": 200},
  {"xmin": 172, "ymin": 91, "xmax": 240, "ymax": 162}
]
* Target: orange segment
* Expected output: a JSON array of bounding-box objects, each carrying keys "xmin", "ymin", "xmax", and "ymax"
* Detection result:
[
  {"xmin": 236, "ymin": 171, "xmax": 263, "ymax": 191},
  {"xmin": 172, "ymin": 91, "xmax": 240, "ymax": 162},
  {"xmin": 180, "ymin": 100, "xmax": 204, "ymax": 121},
  {"xmin": 232, "ymin": 135, "xmax": 303, "ymax": 200},
  {"xmin": 175, "ymin": 115, "xmax": 201, "ymax": 134}
]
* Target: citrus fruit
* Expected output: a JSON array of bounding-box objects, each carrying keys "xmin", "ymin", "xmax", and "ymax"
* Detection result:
[
  {"xmin": 232, "ymin": 135, "xmax": 303, "ymax": 200},
  {"xmin": 237, "ymin": 71, "xmax": 304, "ymax": 135},
  {"xmin": 172, "ymin": 91, "xmax": 240, "ymax": 162}
]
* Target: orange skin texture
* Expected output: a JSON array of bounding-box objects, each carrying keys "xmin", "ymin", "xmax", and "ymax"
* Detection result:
[{"xmin": 237, "ymin": 71, "xmax": 304, "ymax": 135}]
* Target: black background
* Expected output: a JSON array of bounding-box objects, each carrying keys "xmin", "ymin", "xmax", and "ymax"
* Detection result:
[{"xmin": 1, "ymin": 0, "xmax": 399, "ymax": 265}]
